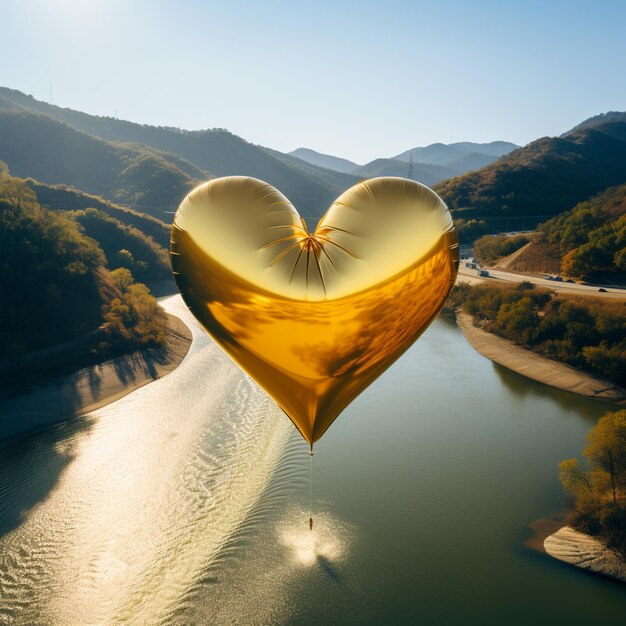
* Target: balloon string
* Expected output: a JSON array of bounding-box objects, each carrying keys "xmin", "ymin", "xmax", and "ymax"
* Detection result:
[{"xmin": 308, "ymin": 445, "xmax": 314, "ymax": 531}]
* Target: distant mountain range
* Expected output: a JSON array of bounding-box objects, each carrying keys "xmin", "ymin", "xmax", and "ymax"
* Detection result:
[
  {"xmin": 1, "ymin": 86, "xmax": 625, "ymax": 235},
  {"xmin": 0, "ymin": 108, "xmax": 202, "ymax": 218},
  {"xmin": 350, "ymin": 159, "xmax": 459, "ymax": 187},
  {"xmin": 435, "ymin": 117, "xmax": 626, "ymax": 226},
  {"xmin": 392, "ymin": 140, "xmax": 517, "ymax": 164},
  {"xmin": 0, "ymin": 87, "xmax": 521, "ymax": 220},
  {"xmin": 288, "ymin": 148, "xmax": 360, "ymax": 173},
  {"xmin": 0, "ymin": 87, "xmax": 347, "ymax": 220},
  {"xmin": 288, "ymin": 140, "xmax": 519, "ymax": 185}
]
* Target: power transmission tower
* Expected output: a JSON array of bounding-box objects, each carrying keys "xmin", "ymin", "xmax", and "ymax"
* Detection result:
[{"xmin": 408, "ymin": 153, "xmax": 414, "ymax": 180}]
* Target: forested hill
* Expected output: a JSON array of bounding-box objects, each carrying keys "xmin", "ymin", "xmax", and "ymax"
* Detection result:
[
  {"xmin": 537, "ymin": 183, "xmax": 626, "ymax": 280},
  {"xmin": 20, "ymin": 177, "xmax": 171, "ymax": 285},
  {"xmin": 0, "ymin": 109, "xmax": 201, "ymax": 218},
  {"xmin": 0, "ymin": 169, "xmax": 167, "ymax": 370},
  {"xmin": 434, "ymin": 121, "xmax": 626, "ymax": 224},
  {"xmin": 25, "ymin": 179, "xmax": 171, "ymax": 249},
  {"xmin": 0, "ymin": 87, "xmax": 344, "ymax": 219},
  {"xmin": 563, "ymin": 111, "xmax": 626, "ymax": 136}
]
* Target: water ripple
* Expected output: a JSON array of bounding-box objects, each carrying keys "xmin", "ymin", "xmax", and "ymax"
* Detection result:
[{"xmin": 0, "ymin": 296, "xmax": 300, "ymax": 625}]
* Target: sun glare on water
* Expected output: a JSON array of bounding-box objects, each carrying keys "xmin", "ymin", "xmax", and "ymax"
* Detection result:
[{"xmin": 279, "ymin": 510, "xmax": 352, "ymax": 568}]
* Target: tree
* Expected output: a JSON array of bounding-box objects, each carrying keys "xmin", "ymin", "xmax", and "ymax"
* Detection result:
[
  {"xmin": 101, "ymin": 268, "xmax": 166, "ymax": 347},
  {"xmin": 0, "ymin": 169, "xmax": 39, "ymax": 212},
  {"xmin": 455, "ymin": 218, "xmax": 488, "ymax": 244},
  {"xmin": 584, "ymin": 410, "xmax": 626, "ymax": 502},
  {"xmin": 560, "ymin": 410, "xmax": 626, "ymax": 555},
  {"xmin": 116, "ymin": 248, "xmax": 135, "ymax": 269},
  {"xmin": 110, "ymin": 267, "xmax": 134, "ymax": 291},
  {"xmin": 0, "ymin": 174, "xmax": 107, "ymax": 356},
  {"xmin": 495, "ymin": 296, "xmax": 538, "ymax": 345}
]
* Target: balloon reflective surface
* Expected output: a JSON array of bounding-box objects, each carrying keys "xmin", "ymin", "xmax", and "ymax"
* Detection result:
[{"xmin": 171, "ymin": 176, "xmax": 458, "ymax": 445}]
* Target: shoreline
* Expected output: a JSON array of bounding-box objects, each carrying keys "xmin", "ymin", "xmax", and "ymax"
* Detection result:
[
  {"xmin": 457, "ymin": 309, "xmax": 626, "ymax": 585},
  {"xmin": 527, "ymin": 518, "xmax": 626, "ymax": 584},
  {"xmin": 455, "ymin": 311, "xmax": 626, "ymax": 405},
  {"xmin": 0, "ymin": 308, "xmax": 192, "ymax": 442},
  {"xmin": 543, "ymin": 526, "xmax": 626, "ymax": 583},
  {"xmin": 525, "ymin": 516, "xmax": 565, "ymax": 554}
]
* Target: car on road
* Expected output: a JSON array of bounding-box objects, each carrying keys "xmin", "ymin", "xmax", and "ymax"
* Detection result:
[{"xmin": 598, "ymin": 288, "xmax": 608, "ymax": 293}]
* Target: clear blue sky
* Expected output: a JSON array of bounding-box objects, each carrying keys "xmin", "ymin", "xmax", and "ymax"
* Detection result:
[{"xmin": 2, "ymin": 0, "xmax": 625, "ymax": 163}]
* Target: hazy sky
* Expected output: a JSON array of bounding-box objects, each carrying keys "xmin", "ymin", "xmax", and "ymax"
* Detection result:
[{"xmin": 2, "ymin": 0, "xmax": 625, "ymax": 163}]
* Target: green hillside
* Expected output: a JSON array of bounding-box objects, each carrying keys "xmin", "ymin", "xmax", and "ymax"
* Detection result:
[
  {"xmin": 0, "ymin": 170, "xmax": 166, "ymax": 365},
  {"xmin": 471, "ymin": 184, "xmax": 626, "ymax": 282},
  {"xmin": 0, "ymin": 172, "xmax": 107, "ymax": 356},
  {"xmin": 435, "ymin": 122, "xmax": 626, "ymax": 225},
  {"xmin": 25, "ymin": 179, "xmax": 171, "ymax": 249},
  {"xmin": 0, "ymin": 109, "xmax": 201, "ymax": 217},
  {"xmin": 72, "ymin": 208, "xmax": 170, "ymax": 284},
  {"xmin": 15, "ymin": 177, "xmax": 172, "ymax": 283},
  {"xmin": 0, "ymin": 87, "xmax": 342, "ymax": 220},
  {"xmin": 539, "ymin": 184, "xmax": 626, "ymax": 280}
]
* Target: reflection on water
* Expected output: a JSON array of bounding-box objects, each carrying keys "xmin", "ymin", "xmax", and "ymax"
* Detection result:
[
  {"xmin": 279, "ymin": 509, "xmax": 351, "ymax": 569},
  {"xmin": 0, "ymin": 296, "xmax": 293, "ymax": 625},
  {"xmin": 1, "ymin": 296, "xmax": 626, "ymax": 625},
  {"xmin": 491, "ymin": 361, "xmax": 616, "ymax": 421}
]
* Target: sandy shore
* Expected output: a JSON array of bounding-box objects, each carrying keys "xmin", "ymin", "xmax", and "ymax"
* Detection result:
[
  {"xmin": 0, "ymin": 311, "xmax": 192, "ymax": 441},
  {"xmin": 456, "ymin": 311, "xmax": 626, "ymax": 405},
  {"xmin": 527, "ymin": 518, "xmax": 626, "ymax": 584},
  {"xmin": 543, "ymin": 526, "xmax": 626, "ymax": 583}
]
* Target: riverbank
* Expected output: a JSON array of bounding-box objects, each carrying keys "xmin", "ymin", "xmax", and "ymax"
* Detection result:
[
  {"xmin": 458, "ymin": 309, "xmax": 626, "ymax": 585},
  {"xmin": 455, "ymin": 311, "xmax": 626, "ymax": 405},
  {"xmin": 527, "ymin": 518, "xmax": 626, "ymax": 584},
  {"xmin": 544, "ymin": 527, "xmax": 626, "ymax": 583},
  {"xmin": 0, "ymin": 308, "xmax": 192, "ymax": 441}
]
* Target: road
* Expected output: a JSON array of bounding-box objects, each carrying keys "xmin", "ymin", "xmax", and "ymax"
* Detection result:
[{"xmin": 457, "ymin": 263, "xmax": 626, "ymax": 299}]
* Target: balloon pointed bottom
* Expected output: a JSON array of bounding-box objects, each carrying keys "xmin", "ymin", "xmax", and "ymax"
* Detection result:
[{"xmin": 309, "ymin": 517, "xmax": 313, "ymax": 531}]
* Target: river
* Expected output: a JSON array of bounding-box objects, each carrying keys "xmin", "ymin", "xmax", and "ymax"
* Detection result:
[{"xmin": 0, "ymin": 295, "xmax": 624, "ymax": 625}]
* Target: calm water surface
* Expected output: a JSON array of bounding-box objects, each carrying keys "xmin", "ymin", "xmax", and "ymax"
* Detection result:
[{"xmin": 0, "ymin": 295, "xmax": 624, "ymax": 625}]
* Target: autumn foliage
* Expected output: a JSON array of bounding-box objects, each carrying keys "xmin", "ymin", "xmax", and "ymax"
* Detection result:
[
  {"xmin": 560, "ymin": 410, "xmax": 626, "ymax": 557},
  {"xmin": 451, "ymin": 282, "xmax": 626, "ymax": 386}
]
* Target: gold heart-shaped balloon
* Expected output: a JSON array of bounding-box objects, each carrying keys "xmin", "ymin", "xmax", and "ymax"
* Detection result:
[{"xmin": 171, "ymin": 176, "xmax": 458, "ymax": 447}]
